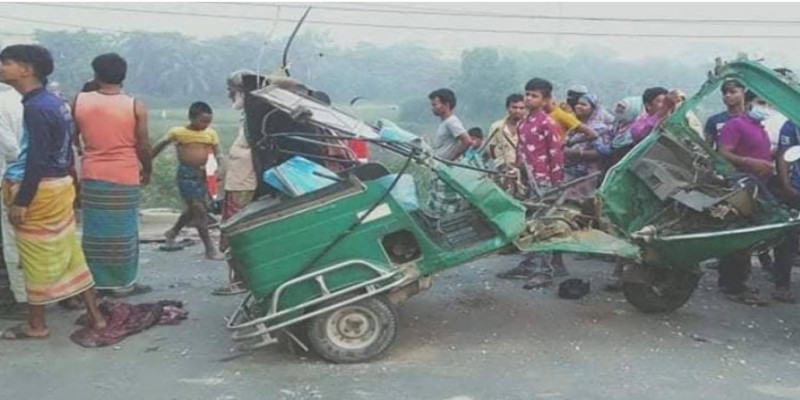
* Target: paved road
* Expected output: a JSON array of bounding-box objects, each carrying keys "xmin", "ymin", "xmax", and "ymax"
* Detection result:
[{"xmin": 1, "ymin": 243, "xmax": 799, "ymax": 400}]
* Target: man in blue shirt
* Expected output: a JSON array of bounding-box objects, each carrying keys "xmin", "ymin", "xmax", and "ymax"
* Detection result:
[
  {"xmin": 0, "ymin": 44, "xmax": 106, "ymax": 339},
  {"xmin": 772, "ymin": 119, "xmax": 800, "ymax": 303},
  {"xmin": 703, "ymin": 79, "xmax": 746, "ymax": 147}
]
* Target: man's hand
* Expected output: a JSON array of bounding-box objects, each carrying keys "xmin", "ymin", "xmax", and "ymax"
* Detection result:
[
  {"xmin": 748, "ymin": 158, "xmax": 774, "ymax": 179},
  {"xmin": 140, "ymin": 172, "xmax": 151, "ymax": 186},
  {"xmin": 9, "ymin": 205, "xmax": 27, "ymax": 226}
]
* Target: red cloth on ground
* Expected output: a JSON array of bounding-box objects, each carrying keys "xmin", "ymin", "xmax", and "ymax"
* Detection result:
[{"xmin": 71, "ymin": 300, "xmax": 188, "ymax": 348}]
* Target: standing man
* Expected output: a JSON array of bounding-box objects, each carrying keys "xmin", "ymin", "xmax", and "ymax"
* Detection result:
[
  {"xmin": 0, "ymin": 44, "xmax": 105, "ymax": 339},
  {"xmin": 704, "ymin": 80, "xmax": 746, "ymax": 148},
  {"xmin": 426, "ymin": 88, "xmax": 471, "ymax": 217},
  {"xmin": 772, "ymin": 118, "xmax": 800, "ymax": 303},
  {"xmin": 497, "ymin": 78, "xmax": 567, "ymax": 286},
  {"xmin": 715, "ymin": 91, "xmax": 773, "ymax": 306},
  {"xmin": 485, "ymin": 93, "xmax": 525, "ymax": 196},
  {"xmin": 213, "ymin": 70, "xmax": 257, "ymax": 295},
  {"xmin": 0, "ymin": 84, "xmax": 25, "ymax": 320},
  {"xmin": 74, "ymin": 53, "xmax": 153, "ymax": 298}
]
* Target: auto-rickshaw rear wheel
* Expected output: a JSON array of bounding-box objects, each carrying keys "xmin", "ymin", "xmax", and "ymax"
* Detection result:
[
  {"xmin": 623, "ymin": 267, "xmax": 701, "ymax": 313},
  {"xmin": 307, "ymin": 295, "xmax": 398, "ymax": 363}
]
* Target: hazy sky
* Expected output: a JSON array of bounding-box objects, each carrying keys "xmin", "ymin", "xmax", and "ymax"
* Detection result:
[{"xmin": 1, "ymin": 2, "xmax": 800, "ymax": 66}]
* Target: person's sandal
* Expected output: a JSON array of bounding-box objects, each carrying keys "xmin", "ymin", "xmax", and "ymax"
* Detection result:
[
  {"xmin": 523, "ymin": 273, "xmax": 554, "ymax": 289},
  {"xmin": 212, "ymin": 282, "xmax": 248, "ymax": 296},
  {"xmin": 727, "ymin": 292, "xmax": 769, "ymax": 306},
  {"xmin": 2, "ymin": 324, "xmax": 50, "ymax": 340},
  {"xmin": 496, "ymin": 265, "xmax": 535, "ymax": 280}
]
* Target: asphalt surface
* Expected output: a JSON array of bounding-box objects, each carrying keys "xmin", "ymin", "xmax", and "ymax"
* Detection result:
[{"xmin": 1, "ymin": 240, "xmax": 799, "ymax": 400}]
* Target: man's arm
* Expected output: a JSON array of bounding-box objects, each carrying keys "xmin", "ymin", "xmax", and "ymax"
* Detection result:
[
  {"xmin": 718, "ymin": 146, "xmax": 772, "ymax": 177},
  {"xmin": 69, "ymin": 96, "xmax": 83, "ymax": 157},
  {"xmin": 485, "ymin": 123, "xmax": 502, "ymax": 159},
  {"xmin": 718, "ymin": 121, "xmax": 772, "ymax": 178},
  {"xmin": 447, "ymin": 134, "xmax": 471, "ymax": 161},
  {"xmin": 133, "ymin": 99, "xmax": 153, "ymax": 185},
  {"xmin": 546, "ymin": 123, "xmax": 565, "ymax": 185},
  {"xmin": 13, "ymin": 107, "xmax": 50, "ymax": 209},
  {"xmin": 444, "ymin": 118, "xmax": 471, "ymax": 161}
]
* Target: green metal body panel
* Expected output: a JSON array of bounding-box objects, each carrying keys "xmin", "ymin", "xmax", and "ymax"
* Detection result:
[
  {"xmin": 600, "ymin": 58, "xmax": 800, "ymax": 267},
  {"xmin": 225, "ymin": 164, "xmax": 527, "ymax": 309},
  {"xmin": 432, "ymin": 161, "xmax": 527, "ymax": 242}
]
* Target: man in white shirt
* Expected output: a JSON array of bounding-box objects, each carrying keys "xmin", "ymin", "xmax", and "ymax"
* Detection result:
[{"xmin": 0, "ymin": 85, "xmax": 25, "ymax": 319}]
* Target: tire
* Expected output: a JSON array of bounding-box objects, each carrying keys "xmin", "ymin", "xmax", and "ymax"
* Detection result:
[
  {"xmin": 623, "ymin": 267, "xmax": 701, "ymax": 313},
  {"xmin": 306, "ymin": 296, "xmax": 399, "ymax": 364}
]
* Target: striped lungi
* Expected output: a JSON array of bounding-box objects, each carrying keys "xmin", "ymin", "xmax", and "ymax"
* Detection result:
[
  {"xmin": 81, "ymin": 179, "xmax": 140, "ymax": 289},
  {"xmin": 2, "ymin": 176, "xmax": 94, "ymax": 305}
]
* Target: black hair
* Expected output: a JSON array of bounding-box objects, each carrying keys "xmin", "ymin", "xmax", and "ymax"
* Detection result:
[
  {"xmin": 428, "ymin": 88, "xmax": 457, "ymax": 109},
  {"xmin": 81, "ymin": 80, "xmax": 100, "ymax": 93},
  {"xmin": 91, "ymin": 53, "xmax": 127, "ymax": 85},
  {"xmin": 721, "ymin": 79, "xmax": 745, "ymax": 93},
  {"xmin": 524, "ymin": 78, "xmax": 553, "ymax": 98},
  {"xmin": 0, "ymin": 44, "xmax": 54, "ymax": 84},
  {"xmin": 505, "ymin": 93, "xmax": 524, "ymax": 108},
  {"xmin": 642, "ymin": 87, "xmax": 668, "ymax": 106},
  {"xmin": 744, "ymin": 90, "xmax": 758, "ymax": 103},
  {"xmin": 468, "ymin": 127, "xmax": 483, "ymax": 139},
  {"xmin": 189, "ymin": 101, "xmax": 213, "ymax": 119}
]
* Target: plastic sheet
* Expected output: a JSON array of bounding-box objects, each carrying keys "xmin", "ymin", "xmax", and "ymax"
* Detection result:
[{"xmin": 262, "ymin": 156, "xmax": 340, "ymax": 197}]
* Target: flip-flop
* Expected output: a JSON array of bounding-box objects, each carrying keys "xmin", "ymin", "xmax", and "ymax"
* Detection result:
[
  {"xmin": 2, "ymin": 324, "xmax": 50, "ymax": 340},
  {"xmin": 212, "ymin": 282, "xmax": 248, "ymax": 296},
  {"xmin": 158, "ymin": 238, "xmax": 196, "ymax": 252},
  {"xmin": 159, "ymin": 244, "xmax": 185, "ymax": 252}
]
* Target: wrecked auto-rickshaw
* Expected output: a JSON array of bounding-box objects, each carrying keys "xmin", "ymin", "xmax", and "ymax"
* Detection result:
[{"xmin": 223, "ymin": 58, "xmax": 800, "ymax": 363}]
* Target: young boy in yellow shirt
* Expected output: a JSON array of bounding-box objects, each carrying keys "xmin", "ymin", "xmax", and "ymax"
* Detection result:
[{"xmin": 153, "ymin": 102, "xmax": 224, "ymax": 260}]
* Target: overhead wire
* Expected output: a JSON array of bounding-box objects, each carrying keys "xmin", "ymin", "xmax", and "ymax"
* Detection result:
[
  {"xmin": 238, "ymin": 1, "xmax": 800, "ymax": 26},
  {"xmin": 10, "ymin": 3, "xmax": 800, "ymax": 40}
]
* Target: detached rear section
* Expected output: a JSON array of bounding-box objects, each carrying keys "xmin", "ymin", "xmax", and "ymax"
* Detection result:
[{"xmin": 599, "ymin": 58, "xmax": 800, "ymax": 312}]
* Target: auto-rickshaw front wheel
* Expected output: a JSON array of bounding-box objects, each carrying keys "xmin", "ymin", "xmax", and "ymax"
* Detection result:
[
  {"xmin": 623, "ymin": 266, "xmax": 701, "ymax": 313},
  {"xmin": 307, "ymin": 295, "xmax": 398, "ymax": 363}
]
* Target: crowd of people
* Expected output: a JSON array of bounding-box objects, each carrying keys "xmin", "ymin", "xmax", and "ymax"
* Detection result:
[
  {"xmin": 0, "ymin": 41, "xmax": 797, "ymax": 342},
  {"xmin": 425, "ymin": 73, "xmax": 797, "ymax": 302},
  {"xmin": 0, "ymin": 44, "xmax": 255, "ymax": 339}
]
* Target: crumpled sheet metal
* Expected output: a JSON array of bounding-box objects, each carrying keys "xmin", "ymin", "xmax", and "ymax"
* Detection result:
[{"xmin": 515, "ymin": 229, "xmax": 641, "ymax": 259}]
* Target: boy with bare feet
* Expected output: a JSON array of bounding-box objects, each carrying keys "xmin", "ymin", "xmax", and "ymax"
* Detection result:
[{"xmin": 153, "ymin": 102, "xmax": 224, "ymax": 260}]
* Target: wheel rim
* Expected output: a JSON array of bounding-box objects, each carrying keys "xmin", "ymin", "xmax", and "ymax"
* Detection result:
[{"xmin": 324, "ymin": 304, "xmax": 380, "ymax": 350}]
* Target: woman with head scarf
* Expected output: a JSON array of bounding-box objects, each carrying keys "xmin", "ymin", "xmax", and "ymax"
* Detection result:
[
  {"xmin": 563, "ymin": 93, "xmax": 613, "ymax": 198},
  {"xmin": 607, "ymin": 96, "xmax": 645, "ymax": 166}
]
